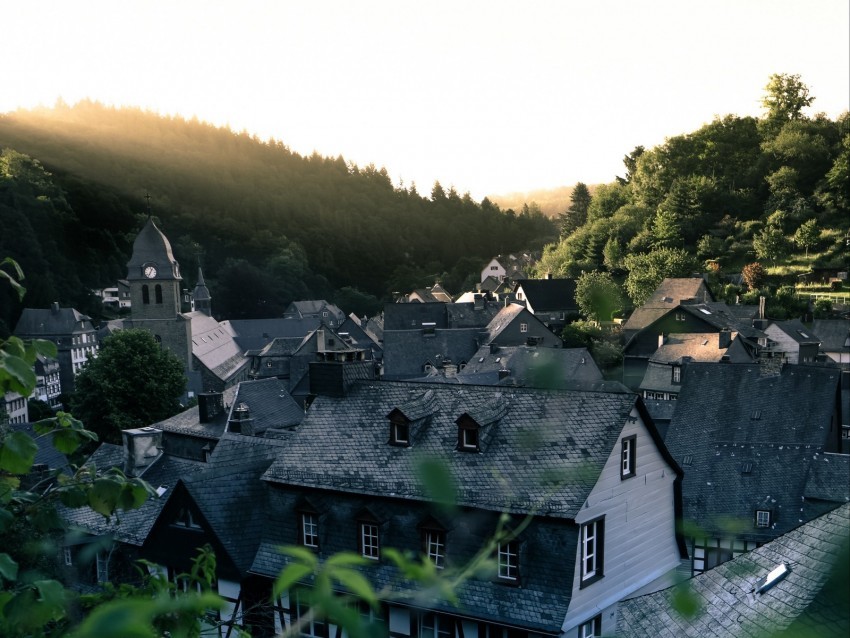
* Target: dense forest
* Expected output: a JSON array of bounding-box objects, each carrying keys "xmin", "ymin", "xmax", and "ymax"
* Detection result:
[
  {"xmin": 1, "ymin": 74, "xmax": 847, "ymax": 335},
  {"xmin": 0, "ymin": 103, "xmax": 555, "ymax": 331}
]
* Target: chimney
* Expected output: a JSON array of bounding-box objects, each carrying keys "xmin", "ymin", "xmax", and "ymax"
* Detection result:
[
  {"xmin": 718, "ymin": 329, "xmax": 732, "ymax": 350},
  {"xmin": 228, "ymin": 402, "xmax": 254, "ymax": 435},
  {"xmin": 546, "ymin": 271, "xmax": 553, "ymax": 280},
  {"xmin": 759, "ymin": 296, "xmax": 766, "ymax": 320},
  {"xmin": 317, "ymin": 329, "xmax": 326, "ymax": 351},
  {"xmin": 444, "ymin": 363, "xmax": 458, "ymax": 378},
  {"xmin": 474, "ymin": 295, "xmax": 484, "ymax": 310},
  {"xmin": 658, "ymin": 333, "xmax": 666, "ymax": 348},
  {"xmin": 51, "ymin": 301, "xmax": 60, "ymax": 314},
  {"xmin": 122, "ymin": 427, "xmax": 163, "ymax": 477},
  {"xmin": 198, "ymin": 392, "xmax": 224, "ymax": 423}
]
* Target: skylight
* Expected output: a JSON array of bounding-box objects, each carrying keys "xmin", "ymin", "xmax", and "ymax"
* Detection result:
[
  {"xmin": 755, "ymin": 563, "xmax": 790, "ymax": 594},
  {"xmin": 798, "ymin": 331, "xmax": 809, "ymax": 338},
  {"xmin": 698, "ymin": 308, "xmax": 712, "ymax": 315}
]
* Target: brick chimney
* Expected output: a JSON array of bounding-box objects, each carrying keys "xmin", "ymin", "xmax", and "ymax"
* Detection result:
[{"xmin": 718, "ymin": 329, "xmax": 732, "ymax": 350}]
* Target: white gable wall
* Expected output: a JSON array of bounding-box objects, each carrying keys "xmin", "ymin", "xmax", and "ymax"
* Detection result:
[
  {"xmin": 562, "ymin": 407, "xmax": 681, "ymax": 637},
  {"xmin": 481, "ymin": 259, "xmax": 506, "ymax": 283}
]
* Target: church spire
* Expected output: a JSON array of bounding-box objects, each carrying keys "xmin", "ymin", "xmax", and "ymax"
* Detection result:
[{"xmin": 193, "ymin": 263, "xmax": 212, "ymax": 317}]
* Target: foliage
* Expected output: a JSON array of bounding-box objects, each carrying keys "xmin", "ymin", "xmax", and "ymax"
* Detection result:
[
  {"xmin": 558, "ymin": 182, "xmax": 591, "ymax": 237},
  {"xmin": 759, "ymin": 73, "xmax": 815, "ymax": 135},
  {"xmin": 741, "ymin": 262, "xmax": 766, "ymax": 291},
  {"xmin": 623, "ymin": 248, "xmax": 698, "ymax": 306},
  {"xmin": 70, "ymin": 329, "xmax": 186, "ymax": 444},
  {"xmin": 793, "ymin": 218, "xmax": 820, "ymax": 258},
  {"xmin": 752, "ymin": 223, "xmax": 789, "ymax": 266},
  {"xmin": 574, "ymin": 271, "xmax": 624, "ymax": 322},
  {"xmin": 813, "ymin": 298, "xmax": 833, "ymax": 319}
]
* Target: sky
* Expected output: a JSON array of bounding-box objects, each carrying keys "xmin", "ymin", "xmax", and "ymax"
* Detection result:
[{"xmin": 4, "ymin": 0, "xmax": 848, "ymax": 200}]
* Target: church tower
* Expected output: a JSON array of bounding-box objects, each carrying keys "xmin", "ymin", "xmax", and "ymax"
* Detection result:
[{"xmin": 126, "ymin": 217, "xmax": 192, "ymax": 371}]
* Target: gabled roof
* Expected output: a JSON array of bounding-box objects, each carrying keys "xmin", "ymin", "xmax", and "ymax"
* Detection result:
[
  {"xmin": 227, "ymin": 377, "xmax": 304, "ymax": 435},
  {"xmin": 262, "ymin": 381, "xmax": 640, "ymax": 519},
  {"xmin": 482, "ymin": 303, "xmax": 527, "ymax": 342},
  {"xmin": 283, "ymin": 300, "xmax": 345, "ymax": 322},
  {"xmin": 766, "ymin": 319, "xmax": 822, "ymax": 345},
  {"xmin": 381, "ymin": 328, "xmax": 481, "ymax": 379},
  {"xmin": 188, "ymin": 312, "xmax": 250, "ymax": 382},
  {"xmin": 60, "ymin": 444, "xmax": 205, "ymax": 545},
  {"xmin": 616, "ymin": 503, "xmax": 850, "ymax": 638},
  {"xmin": 649, "ymin": 333, "xmax": 738, "ymax": 364},
  {"xmin": 663, "ymin": 363, "xmax": 845, "ymax": 537},
  {"xmin": 151, "ymin": 384, "xmax": 238, "ymax": 440},
  {"xmin": 622, "ymin": 278, "xmax": 713, "ymax": 333},
  {"xmin": 459, "ymin": 344, "xmax": 604, "ymax": 388},
  {"xmin": 225, "ymin": 317, "xmax": 324, "ymax": 352},
  {"xmin": 812, "ymin": 319, "xmax": 850, "ymax": 352},
  {"xmin": 512, "ymin": 278, "xmax": 578, "ymax": 312},
  {"xmin": 14, "ymin": 306, "xmax": 95, "ymax": 337}
]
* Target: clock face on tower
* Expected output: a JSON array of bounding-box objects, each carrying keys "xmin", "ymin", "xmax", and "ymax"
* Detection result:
[{"xmin": 144, "ymin": 265, "xmax": 157, "ymax": 279}]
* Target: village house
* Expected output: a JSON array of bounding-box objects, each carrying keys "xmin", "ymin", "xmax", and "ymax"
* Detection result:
[{"xmin": 512, "ymin": 278, "xmax": 579, "ymax": 335}]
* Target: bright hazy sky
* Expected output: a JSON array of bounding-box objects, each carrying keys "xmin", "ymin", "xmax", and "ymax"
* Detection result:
[{"xmin": 5, "ymin": 0, "xmax": 848, "ymax": 200}]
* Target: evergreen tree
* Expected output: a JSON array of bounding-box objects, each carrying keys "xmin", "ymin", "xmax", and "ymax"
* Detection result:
[{"xmin": 558, "ymin": 182, "xmax": 591, "ymax": 237}]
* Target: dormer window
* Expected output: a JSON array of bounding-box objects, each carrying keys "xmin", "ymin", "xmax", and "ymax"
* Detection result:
[
  {"xmin": 389, "ymin": 418, "xmax": 410, "ymax": 446},
  {"xmin": 672, "ymin": 365, "xmax": 682, "ymax": 384},
  {"xmin": 457, "ymin": 416, "xmax": 480, "ymax": 452},
  {"xmin": 755, "ymin": 510, "xmax": 771, "ymax": 528},
  {"xmin": 300, "ymin": 512, "xmax": 319, "ymax": 548}
]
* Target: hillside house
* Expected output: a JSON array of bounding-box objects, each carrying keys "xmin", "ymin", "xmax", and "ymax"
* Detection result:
[{"xmin": 513, "ymin": 278, "xmax": 579, "ymax": 334}]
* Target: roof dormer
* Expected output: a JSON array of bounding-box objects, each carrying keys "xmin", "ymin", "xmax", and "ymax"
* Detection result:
[
  {"xmin": 386, "ymin": 390, "xmax": 437, "ymax": 447},
  {"xmin": 455, "ymin": 394, "xmax": 507, "ymax": 453}
]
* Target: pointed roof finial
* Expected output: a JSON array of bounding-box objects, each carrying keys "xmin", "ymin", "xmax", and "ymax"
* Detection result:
[{"xmin": 144, "ymin": 192, "xmax": 152, "ymax": 219}]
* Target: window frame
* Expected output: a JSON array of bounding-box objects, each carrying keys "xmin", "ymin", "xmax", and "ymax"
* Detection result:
[
  {"xmin": 359, "ymin": 521, "xmax": 380, "ymax": 561},
  {"xmin": 621, "ymin": 435, "xmax": 636, "ymax": 479},
  {"xmin": 755, "ymin": 509, "xmax": 771, "ymax": 528},
  {"xmin": 672, "ymin": 365, "xmax": 682, "ymax": 383},
  {"xmin": 300, "ymin": 512, "xmax": 320, "ymax": 549},
  {"xmin": 519, "ymin": 322, "xmax": 528, "ymax": 333},
  {"xmin": 422, "ymin": 528, "xmax": 446, "ymax": 569},
  {"xmin": 496, "ymin": 540, "xmax": 520, "ymax": 583},
  {"xmin": 389, "ymin": 418, "xmax": 410, "ymax": 446},
  {"xmin": 579, "ymin": 516, "xmax": 605, "ymax": 587},
  {"xmin": 579, "ymin": 615, "xmax": 602, "ymax": 638}
]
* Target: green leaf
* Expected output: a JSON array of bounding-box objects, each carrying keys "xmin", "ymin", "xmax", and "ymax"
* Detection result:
[
  {"xmin": 0, "ymin": 553, "xmax": 18, "ymax": 581},
  {"xmin": 278, "ymin": 545, "xmax": 319, "ymax": 568},
  {"xmin": 32, "ymin": 338, "xmax": 57, "ymax": 359},
  {"xmin": 0, "ymin": 430, "xmax": 39, "ymax": 474},
  {"xmin": 0, "ymin": 507, "xmax": 12, "ymax": 532},
  {"xmin": 272, "ymin": 563, "xmax": 313, "ymax": 598},
  {"xmin": 0, "ymin": 352, "xmax": 36, "ymax": 395},
  {"xmin": 59, "ymin": 485, "xmax": 89, "ymax": 508},
  {"xmin": 73, "ymin": 598, "xmax": 158, "ymax": 638},
  {"xmin": 671, "ymin": 585, "xmax": 701, "ymax": 619},
  {"xmin": 330, "ymin": 567, "xmax": 377, "ymax": 607},
  {"xmin": 325, "ymin": 551, "xmax": 370, "ymax": 568},
  {"xmin": 88, "ymin": 477, "xmax": 123, "ymax": 517},
  {"xmin": 416, "ymin": 458, "xmax": 457, "ymax": 509},
  {"xmin": 0, "ymin": 476, "xmax": 20, "ymax": 504},
  {"xmin": 52, "ymin": 429, "xmax": 84, "ymax": 454}
]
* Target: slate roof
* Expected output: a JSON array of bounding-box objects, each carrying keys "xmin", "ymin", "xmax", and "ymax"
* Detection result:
[
  {"xmin": 663, "ymin": 363, "xmax": 845, "ymax": 539},
  {"xmin": 768, "ymin": 319, "xmax": 821, "ymax": 345},
  {"xmin": 262, "ymin": 380, "xmax": 639, "ymax": 518},
  {"xmin": 812, "ymin": 319, "xmax": 850, "ymax": 353},
  {"xmin": 482, "ymin": 303, "xmax": 526, "ymax": 342},
  {"xmin": 649, "ymin": 333, "xmax": 739, "ymax": 364},
  {"xmin": 151, "ymin": 385, "xmax": 239, "ymax": 439},
  {"xmin": 225, "ymin": 317, "xmax": 323, "ymax": 352},
  {"xmin": 803, "ymin": 453, "xmax": 850, "ymax": 503},
  {"xmin": 126, "ymin": 218, "xmax": 180, "ymax": 277},
  {"xmin": 622, "ymin": 278, "xmax": 713, "ymax": 334},
  {"xmin": 382, "ymin": 328, "xmax": 482, "ymax": 379},
  {"xmin": 14, "ymin": 306, "xmax": 95, "ymax": 337},
  {"xmin": 513, "ymin": 278, "xmax": 578, "ymax": 313},
  {"xmin": 188, "ymin": 312, "xmax": 250, "ymax": 382},
  {"xmin": 9, "ymin": 422, "xmax": 71, "ymax": 475},
  {"xmin": 616, "ymin": 503, "xmax": 850, "ymax": 638},
  {"xmin": 60, "ymin": 444, "xmax": 205, "ymax": 545},
  {"xmin": 179, "ymin": 434, "xmax": 288, "ymax": 573},
  {"xmin": 283, "ymin": 300, "xmax": 345, "ymax": 323},
  {"xmin": 458, "ymin": 344, "xmax": 603, "ymax": 388},
  {"xmin": 226, "ymin": 377, "xmax": 304, "ymax": 435}
]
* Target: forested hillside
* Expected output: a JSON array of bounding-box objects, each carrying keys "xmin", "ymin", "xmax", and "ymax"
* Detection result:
[
  {"xmin": 535, "ymin": 74, "xmax": 849, "ymax": 310},
  {"xmin": 0, "ymin": 102, "xmax": 555, "ymax": 331}
]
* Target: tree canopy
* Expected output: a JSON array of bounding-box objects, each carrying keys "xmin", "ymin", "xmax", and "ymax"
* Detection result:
[{"xmin": 70, "ymin": 329, "xmax": 186, "ymax": 444}]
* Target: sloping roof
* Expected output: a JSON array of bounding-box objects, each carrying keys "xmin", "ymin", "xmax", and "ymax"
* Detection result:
[
  {"xmin": 151, "ymin": 385, "xmax": 238, "ymax": 439},
  {"xmin": 188, "ymin": 312, "xmax": 250, "ymax": 382},
  {"xmin": 459, "ymin": 344, "xmax": 604, "ymax": 388},
  {"xmin": 262, "ymin": 380, "xmax": 639, "ymax": 519},
  {"xmin": 663, "ymin": 363, "xmax": 845, "ymax": 538},
  {"xmin": 768, "ymin": 319, "xmax": 821, "ymax": 345},
  {"xmin": 226, "ymin": 377, "xmax": 304, "ymax": 434},
  {"xmin": 622, "ymin": 278, "xmax": 712, "ymax": 333},
  {"xmin": 812, "ymin": 319, "xmax": 850, "ymax": 352},
  {"xmin": 225, "ymin": 317, "xmax": 324, "ymax": 352},
  {"xmin": 60, "ymin": 444, "xmax": 205, "ymax": 545},
  {"xmin": 482, "ymin": 303, "xmax": 526, "ymax": 342},
  {"xmin": 381, "ymin": 328, "xmax": 482, "ymax": 379},
  {"xmin": 513, "ymin": 279, "xmax": 578, "ymax": 312},
  {"xmin": 649, "ymin": 333, "xmax": 737, "ymax": 364},
  {"xmin": 14, "ymin": 306, "xmax": 95, "ymax": 337},
  {"xmin": 9, "ymin": 422, "xmax": 71, "ymax": 475},
  {"xmin": 804, "ymin": 453, "xmax": 850, "ymax": 502},
  {"xmin": 126, "ymin": 218, "xmax": 180, "ymax": 277},
  {"xmin": 179, "ymin": 434, "xmax": 288, "ymax": 573},
  {"xmin": 616, "ymin": 503, "xmax": 850, "ymax": 638}
]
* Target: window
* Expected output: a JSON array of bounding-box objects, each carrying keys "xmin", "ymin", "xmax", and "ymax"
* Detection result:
[
  {"xmin": 621, "ymin": 435, "xmax": 636, "ymax": 479},
  {"xmin": 675, "ymin": 312, "xmax": 686, "ymax": 322},
  {"xmin": 360, "ymin": 522, "xmax": 380, "ymax": 560},
  {"xmin": 579, "ymin": 615, "xmax": 602, "ymax": 638},
  {"xmin": 458, "ymin": 420, "xmax": 479, "ymax": 452},
  {"xmin": 295, "ymin": 589, "xmax": 328, "ymax": 637},
  {"xmin": 497, "ymin": 541, "xmax": 519, "ymax": 581},
  {"xmin": 672, "ymin": 365, "xmax": 682, "ymax": 383},
  {"xmin": 580, "ymin": 517, "xmax": 604, "ymax": 586},
  {"xmin": 519, "ymin": 322, "xmax": 528, "ymax": 333},
  {"xmin": 301, "ymin": 513, "xmax": 319, "ymax": 548},
  {"xmin": 96, "ymin": 551, "xmax": 109, "ymax": 583},
  {"xmin": 420, "ymin": 612, "xmax": 454, "ymax": 638},
  {"xmin": 155, "ymin": 284, "xmax": 163, "ymax": 304},
  {"xmin": 142, "ymin": 284, "xmax": 150, "ymax": 304},
  {"xmin": 173, "ymin": 506, "xmax": 202, "ymax": 530},
  {"xmin": 756, "ymin": 510, "xmax": 771, "ymax": 528},
  {"xmin": 423, "ymin": 529, "xmax": 446, "ymax": 569},
  {"xmin": 390, "ymin": 419, "xmax": 409, "ymax": 446},
  {"xmin": 63, "ymin": 547, "xmax": 72, "ymax": 566}
]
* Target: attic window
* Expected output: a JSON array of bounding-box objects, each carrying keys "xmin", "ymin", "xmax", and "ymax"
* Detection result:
[
  {"xmin": 797, "ymin": 331, "xmax": 809, "ymax": 339},
  {"xmin": 457, "ymin": 416, "xmax": 480, "ymax": 452},
  {"xmin": 672, "ymin": 366, "xmax": 682, "ymax": 384},
  {"xmin": 675, "ymin": 312, "xmax": 686, "ymax": 322},
  {"xmin": 755, "ymin": 510, "xmax": 771, "ymax": 528},
  {"xmin": 698, "ymin": 308, "xmax": 712, "ymax": 315},
  {"xmin": 751, "ymin": 410, "xmax": 762, "ymax": 420},
  {"xmin": 741, "ymin": 462, "xmax": 753, "ymax": 475},
  {"xmin": 682, "ymin": 455, "xmax": 693, "ymax": 466},
  {"xmin": 520, "ymin": 323, "xmax": 528, "ymax": 333},
  {"xmin": 389, "ymin": 418, "xmax": 410, "ymax": 447},
  {"xmin": 423, "ymin": 322, "xmax": 436, "ymax": 336}
]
